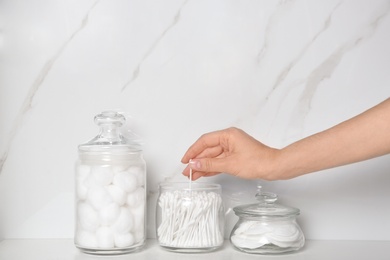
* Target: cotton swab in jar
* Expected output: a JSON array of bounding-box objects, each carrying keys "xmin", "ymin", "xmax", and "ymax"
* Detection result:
[
  {"xmin": 157, "ymin": 189, "xmax": 223, "ymax": 248},
  {"xmin": 189, "ymin": 159, "xmax": 193, "ymax": 191}
]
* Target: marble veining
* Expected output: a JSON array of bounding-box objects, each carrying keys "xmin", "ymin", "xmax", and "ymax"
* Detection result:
[
  {"xmin": 287, "ymin": 0, "xmax": 390, "ymax": 139},
  {"xmin": 121, "ymin": 0, "xmax": 189, "ymax": 91},
  {"xmin": 0, "ymin": 0, "xmax": 100, "ymax": 173}
]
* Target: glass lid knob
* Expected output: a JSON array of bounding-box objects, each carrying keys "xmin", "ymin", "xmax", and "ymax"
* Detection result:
[{"xmin": 255, "ymin": 185, "xmax": 278, "ymax": 204}]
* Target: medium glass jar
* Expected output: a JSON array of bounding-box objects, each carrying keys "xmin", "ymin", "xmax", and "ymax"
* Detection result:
[
  {"xmin": 156, "ymin": 182, "xmax": 224, "ymax": 253},
  {"xmin": 74, "ymin": 111, "xmax": 146, "ymax": 255},
  {"xmin": 230, "ymin": 186, "xmax": 305, "ymax": 254}
]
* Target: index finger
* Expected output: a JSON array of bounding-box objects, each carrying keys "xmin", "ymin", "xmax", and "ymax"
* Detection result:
[{"xmin": 181, "ymin": 129, "xmax": 225, "ymax": 163}]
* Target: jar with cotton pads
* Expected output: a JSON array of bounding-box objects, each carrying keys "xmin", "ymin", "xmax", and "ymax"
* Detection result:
[
  {"xmin": 75, "ymin": 111, "xmax": 146, "ymax": 255},
  {"xmin": 156, "ymin": 182, "xmax": 224, "ymax": 253},
  {"xmin": 230, "ymin": 186, "xmax": 305, "ymax": 254}
]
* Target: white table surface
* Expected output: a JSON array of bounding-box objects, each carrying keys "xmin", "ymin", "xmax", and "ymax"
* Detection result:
[{"xmin": 0, "ymin": 239, "xmax": 389, "ymax": 260}]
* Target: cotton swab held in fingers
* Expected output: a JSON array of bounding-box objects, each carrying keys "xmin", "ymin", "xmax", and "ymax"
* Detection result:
[{"xmin": 189, "ymin": 159, "xmax": 193, "ymax": 191}]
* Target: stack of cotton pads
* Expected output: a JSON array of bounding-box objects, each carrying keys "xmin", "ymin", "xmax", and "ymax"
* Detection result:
[
  {"xmin": 75, "ymin": 163, "xmax": 145, "ymax": 249},
  {"xmin": 157, "ymin": 190, "xmax": 223, "ymax": 248},
  {"xmin": 230, "ymin": 220, "xmax": 305, "ymax": 250}
]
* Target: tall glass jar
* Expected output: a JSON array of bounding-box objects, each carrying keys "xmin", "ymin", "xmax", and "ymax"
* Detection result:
[
  {"xmin": 74, "ymin": 111, "xmax": 146, "ymax": 255},
  {"xmin": 156, "ymin": 182, "xmax": 224, "ymax": 253}
]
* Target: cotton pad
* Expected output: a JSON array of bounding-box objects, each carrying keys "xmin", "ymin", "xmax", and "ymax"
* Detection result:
[{"xmin": 230, "ymin": 234, "xmax": 269, "ymax": 249}]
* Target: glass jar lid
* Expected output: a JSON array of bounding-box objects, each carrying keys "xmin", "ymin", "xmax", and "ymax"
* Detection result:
[
  {"xmin": 233, "ymin": 186, "xmax": 299, "ymax": 218},
  {"xmin": 78, "ymin": 111, "xmax": 142, "ymax": 154}
]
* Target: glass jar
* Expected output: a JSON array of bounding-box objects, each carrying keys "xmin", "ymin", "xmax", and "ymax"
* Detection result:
[
  {"xmin": 156, "ymin": 182, "xmax": 224, "ymax": 253},
  {"xmin": 74, "ymin": 111, "xmax": 146, "ymax": 255},
  {"xmin": 230, "ymin": 186, "xmax": 305, "ymax": 254}
]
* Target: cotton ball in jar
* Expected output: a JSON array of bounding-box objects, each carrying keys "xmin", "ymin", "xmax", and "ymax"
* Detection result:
[
  {"xmin": 76, "ymin": 165, "xmax": 90, "ymax": 200},
  {"xmin": 133, "ymin": 230, "xmax": 144, "ymax": 244},
  {"xmin": 99, "ymin": 202, "xmax": 120, "ymax": 226},
  {"xmin": 113, "ymin": 171, "xmax": 137, "ymax": 193},
  {"xmin": 112, "ymin": 206, "xmax": 134, "ymax": 234},
  {"xmin": 130, "ymin": 201, "xmax": 145, "ymax": 243},
  {"xmin": 106, "ymin": 184, "xmax": 127, "ymax": 206},
  {"xmin": 127, "ymin": 166, "xmax": 145, "ymax": 187},
  {"xmin": 77, "ymin": 202, "xmax": 100, "ymax": 232},
  {"xmin": 85, "ymin": 166, "xmax": 113, "ymax": 186},
  {"xmin": 75, "ymin": 230, "xmax": 98, "ymax": 248},
  {"xmin": 114, "ymin": 232, "xmax": 135, "ymax": 248},
  {"xmin": 96, "ymin": 226, "xmax": 114, "ymax": 249},
  {"xmin": 76, "ymin": 164, "xmax": 91, "ymax": 179},
  {"xmin": 87, "ymin": 185, "xmax": 112, "ymax": 210},
  {"xmin": 129, "ymin": 201, "xmax": 145, "ymax": 232},
  {"xmin": 126, "ymin": 187, "xmax": 145, "ymax": 208}
]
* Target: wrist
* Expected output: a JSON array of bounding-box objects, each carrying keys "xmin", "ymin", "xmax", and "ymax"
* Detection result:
[
  {"xmin": 256, "ymin": 148, "xmax": 285, "ymax": 181},
  {"xmin": 266, "ymin": 147, "xmax": 301, "ymax": 180}
]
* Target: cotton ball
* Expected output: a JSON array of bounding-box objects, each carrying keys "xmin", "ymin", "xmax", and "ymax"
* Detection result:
[
  {"xmin": 87, "ymin": 185, "xmax": 112, "ymax": 210},
  {"xmin": 76, "ymin": 181, "xmax": 88, "ymax": 201},
  {"xmin": 113, "ymin": 171, "xmax": 137, "ymax": 193},
  {"xmin": 76, "ymin": 164, "xmax": 91, "ymax": 179},
  {"xmin": 112, "ymin": 165, "xmax": 127, "ymax": 173},
  {"xmin": 96, "ymin": 226, "xmax": 114, "ymax": 249},
  {"xmin": 76, "ymin": 165, "xmax": 90, "ymax": 200},
  {"xmin": 127, "ymin": 166, "xmax": 145, "ymax": 187},
  {"xmin": 85, "ymin": 166, "xmax": 113, "ymax": 187},
  {"xmin": 99, "ymin": 203, "xmax": 120, "ymax": 226},
  {"xmin": 75, "ymin": 230, "xmax": 98, "ymax": 248},
  {"xmin": 107, "ymin": 185, "xmax": 127, "ymax": 206},
  {"xmin": 77, "ymin": 202, "xmax": 99, "ymax": 232},
  {"xmin": 126, "ymin": 187, "xmax": 145, "ymax": 208},
  {"xmin": 133, "ymin": 230, "xmax": 145, "ymax": 244},
  {"xmin": 112, "ymin": 207, "xmax": 134, "ymax": 233},
  {"xmin": 114, "ymin": 232, "xmax": 135, "ymax": 248},
  {"xmin": 129, "ymin": 201, "xmax": 145, "ymax": 232}
]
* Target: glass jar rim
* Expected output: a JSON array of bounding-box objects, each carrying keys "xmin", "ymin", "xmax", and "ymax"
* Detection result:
[
  {"xmin": 233, "ymin": 202, "xmax": 300, "ymax": 217},
  {"xmin": 158, "ymin": 182, "xmax": 221, "ymax": 192}
]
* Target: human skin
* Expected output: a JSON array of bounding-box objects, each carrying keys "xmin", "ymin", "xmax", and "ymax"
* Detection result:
[{"xmin": 181, "ymin": 98, "xmax": 390, "ymax": 181}]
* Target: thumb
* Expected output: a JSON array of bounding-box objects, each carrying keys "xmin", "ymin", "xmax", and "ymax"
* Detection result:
[{"xmin": 189, "ymin": 158, "xmax": 230, "ymax": 174}]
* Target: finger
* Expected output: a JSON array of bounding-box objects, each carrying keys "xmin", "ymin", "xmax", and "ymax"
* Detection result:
[
  {"xmin": 189, "ymin": 157, "xmax": 232, "ymax": 174},
  {"xmin": 181, "ymin": 130, "xmax": 227, "ymax": 163},
  {"xmin": 191, "ymin": 171, "xmax": 221, "ymax": 181},
  {"xmin": 182, "ymin": 165, "xmax": 219, "ymax": 179},
  {"xmin": 196, "ymin": 146, "xmax": 224, "ymax": 160}
]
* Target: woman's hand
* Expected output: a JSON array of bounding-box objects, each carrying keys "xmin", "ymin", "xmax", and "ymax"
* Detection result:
[{"xmin": 181, "ymin": 127, "xmax": 281, "ymax": 181}]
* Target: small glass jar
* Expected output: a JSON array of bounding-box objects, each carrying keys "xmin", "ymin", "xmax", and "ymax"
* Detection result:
[
  {"xmin": 230, "ymin": 186, "xmax": 305, "ymax": 254},
  {"xmin": 74, "ymin": 111, "xmax": 146, "ymax": 255},
  {"xmin": 156, "ymin": 182, "xmax": 224, "ymax": 253}
]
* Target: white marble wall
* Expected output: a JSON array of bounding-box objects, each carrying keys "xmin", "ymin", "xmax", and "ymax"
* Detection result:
[{"xmin": 1, "ymin": 0, "xmax": 389, "ymax": 241}]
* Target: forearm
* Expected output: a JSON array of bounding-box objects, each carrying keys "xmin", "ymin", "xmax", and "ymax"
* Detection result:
[{"xmin": 274, "ymin": 98, "xmax": 390, "ymax": 179}]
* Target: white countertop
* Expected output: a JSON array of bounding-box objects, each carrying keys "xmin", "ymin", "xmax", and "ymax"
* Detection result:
[{"xmin": 0, "ymin": 239, "xmax": 389, "ymax": 260}]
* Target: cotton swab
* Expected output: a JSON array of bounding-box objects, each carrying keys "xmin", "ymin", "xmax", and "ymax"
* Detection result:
[
  {"xmin": 157, "ymin": 189, "xmax": 223, "ymax": 248},
  {"xmin": 189, "ymin": 159, "xmax": 193, "ymax": 191}
]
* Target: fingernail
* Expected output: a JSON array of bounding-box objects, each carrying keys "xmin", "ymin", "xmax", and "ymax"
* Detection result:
[{"xmin": 189, "ymin": 159, "xmax": 201, "ymax": 170}]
